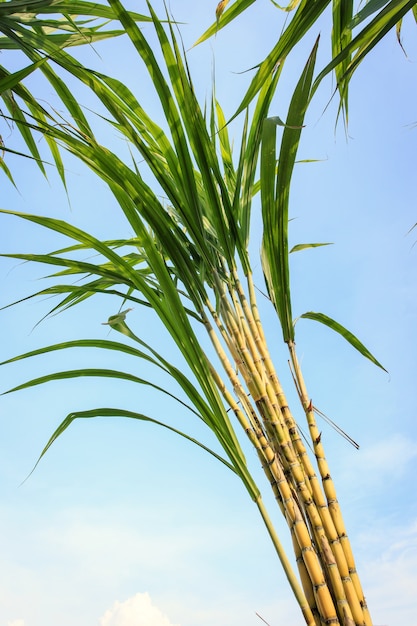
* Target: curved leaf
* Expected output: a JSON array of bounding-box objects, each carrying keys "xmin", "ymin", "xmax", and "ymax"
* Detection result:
[
  {"xmin": 233, "ymin": 1, "xmax": 329, "ymax": 120},
  {"xmin": 311, "ymin": 0, "xmax": 416, "ymax": 102},
  {"xmin": 194, "ymin": 0, "xmax": 256, "ymax": 45},
  {"xmin": 2, "ymin": 367, "xmax": 201, "ymax": 414},
  {"xmin": 299, "ymin": 311, "xmax": 387, "ymax": 372},
  {"xmin": 28, "ymin": 407, "xmax": 238, "ymax": 480},
  {"xmin": 0, "ymin": 0, "xmax": 154, "ymax": 180}
]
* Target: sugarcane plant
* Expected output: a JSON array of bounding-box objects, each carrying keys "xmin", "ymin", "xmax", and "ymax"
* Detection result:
[{"xmin": 0, "ymin": 1, "xmax": 415, "ymax": 625}]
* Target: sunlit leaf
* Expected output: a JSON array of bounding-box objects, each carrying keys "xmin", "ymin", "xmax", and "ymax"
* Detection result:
[
  {"xmin": 290, "ymin": 243, "xmax": 333, "ymax": 253},
  {"xmin": 299, "ymin": 311, "xmax": 387, "ymax": 372},
  {"xmin": 194, "ymin": 0, "xmax": 256, "ymax": 45},
  {"xmin": 261, "ymin": 39, "xmax": 319, "ymax": 343},
  {"xmin": 28, "ymin": 407, "xmax": 238, "ymax": 480}
]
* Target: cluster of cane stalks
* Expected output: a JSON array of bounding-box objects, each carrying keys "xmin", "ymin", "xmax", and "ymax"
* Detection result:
[
  {"xmin": 1, "ymin": 1, "xmax": 408, "ymax": 624},
  {"xmin": 195, "ymin": 266, "xmax": 370, "ymax": 626}
]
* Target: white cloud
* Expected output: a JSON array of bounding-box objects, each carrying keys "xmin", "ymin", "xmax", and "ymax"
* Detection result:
[
  {"xmin": 337, "ymin": 433, "xmax": 417, "ymax": 497},
  {"xmin": 360, "ymin": 519, "xmax": 417, "ymax": 624},
  {"xmin": 359, "ymin": 434, "xmax": 417, "ymax": 478},
  {"xmin": 99, "ymin": 593, "xmax": 180, "ymax": 626},
  {"xmin": 7, "ymin": 621, "xmax": 25, "ymax": 626}
]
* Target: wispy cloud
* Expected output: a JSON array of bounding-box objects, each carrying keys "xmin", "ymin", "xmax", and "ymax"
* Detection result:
[
  {"xmin": 336, "ymin": 432, "xmax": 417, "ymax": 497},
  {"xmin": 99, "ymin": 593, "xmax": 180, "ymax": 626},
  {"xmin": 360, "ymin": 518, "xmax": 417, "ymax": 624},
  {"xmin": 358, "ymin": 434, "xmax": 417, "ymax": 480}
]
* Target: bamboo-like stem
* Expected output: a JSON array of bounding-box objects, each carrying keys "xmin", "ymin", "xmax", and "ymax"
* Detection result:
[
  {"xmin": 234, "ymin": 283, "xmax": 329, "ymax": 500},
  {"xmin": 202, "ymin": 304, "xmax": 261, "ymax": 427},
  {"xmin": 255, "ymin": 496, "xmax": 319, "ymax": 626},
  {"xmin": 202, "ymin": 274, "xmax": 361, "ymax": 625},
  {"xmin": 288, "ymin": 340, "xmax": 372, "ymax": 626},
  {"xmin": 250, "ymin": 338, "xmax": 364, "ymax": 623},
  {"xmin": 291, "ymin": 529, "xmax": 320, "ymax": 625},
  {"xmin": 201, "ymin": 294, "xmax": 326, "ymax": 619},
  {"xmin": 241, "ymin": 276, "xmax": 371, "ymax": 624},
  {"xmin": 218, "ymin": 296, "xmax": 287, "ymax": 440},
  {"xmin": 205, "ymin": 347, "xmax": 326, "ymax": 624},
  {"xmin": 229, "ymin": 278, "xmax": 266, "ymax": 381}
]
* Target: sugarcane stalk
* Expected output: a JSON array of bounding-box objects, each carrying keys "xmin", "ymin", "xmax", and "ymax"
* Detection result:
[
  {"xmin": 234, "ymin": 276, "xmax": 372, "ymax": 624},
  {"xmin": 255, "ymin": 496, "xmax": 318, "ymax": 626},
  {"xmin": 204, "ymin": 341, "xmax": 322, "ymax": 624},
  {"xmin": 288, "ymin": 340, "xmax": 372, "ymax": 626},
  {"xmin": 292, "ymin": 530, "xmax": 320, "ymax": 625},
  {"xmin": 201, "ymin": 268, "xmax": 364, "ymax": 625},
  {"xmin": 241, "ymin": 276, "xmax": 370, "ymax": 619}
]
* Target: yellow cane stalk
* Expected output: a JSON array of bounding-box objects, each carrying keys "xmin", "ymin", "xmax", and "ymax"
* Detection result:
[
  {"xmin": 204, "ymin": 331, "xmax": 320, "ymax": 623},
  {"xmin": 215, "ymin": 276, "xmax": 372, "ymax": 624},
  {"xmin": 240, "ymin": 276, "xmax": 370, "ymax": 621},
  {"xmin": 255, "ymin": 497, "xmax": 318, "ymax": 626},
  {"xmin": 288, "ymin": 340, "xmax": 372, "ymax": 626},
  {"xmin": 202, "ymin": 280, "xmax": 351, "ymax": 625},
  {"xmin": 3, "ymin": 3, "xmax": 407, "ymax": 623}
]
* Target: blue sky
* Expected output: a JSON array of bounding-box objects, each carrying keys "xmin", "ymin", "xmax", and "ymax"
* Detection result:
[{"xmin": 1, "ymin": 1, "xmax": 417, "ymax": 625}]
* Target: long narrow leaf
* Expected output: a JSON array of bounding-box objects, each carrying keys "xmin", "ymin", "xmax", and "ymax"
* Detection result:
[
  {"xmin": 299, "ymin": 311, "xmax": 387, "ymax": 371},
  {"xmin": 311, "ymin": 0, "xmax": 416, "ymax": 100},
  {"xmin": 290, "ymin": 242, "xmax": 333, "ymax": 253},
  {"xmin": 332, "ymin": 0, "xmax": 353, "ymax": 120},
  {"xmin": 261, "ymin": 39, "xmax": 319, "ymax": 343},
  {"xmin": 0, "ymin": 59, "xmax": 48, "ymax": 92},
  {"xmin": 33, "ymin": 407, "xmax": 238, "ymax": 475},
  {"xmin": 194, "ymin": 0, "xmax": 257, "ymax": 45},
  {"xmin": 233, "ymin": 0, "xmax": 330, "ymax": 120}
]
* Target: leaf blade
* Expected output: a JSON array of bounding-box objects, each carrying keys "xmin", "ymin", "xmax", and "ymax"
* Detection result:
[{"xmin": 299, "ymin": 311, "xmax": 387, "ymax": 372}]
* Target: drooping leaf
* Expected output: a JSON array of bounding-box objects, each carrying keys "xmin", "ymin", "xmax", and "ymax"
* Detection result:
[
  {"xmin": 299, "ymin": 311, "xmax": 387, "ymax": 372},
  {"xmin": 312, "ymin": 0, "xmax": 417, "ymax": 102},
  {"xmin": 0, "ymin": 0, "xmax": 155, "ymax": 179},
  {"xmin": 29, "ymin": 407, "xmax": 238, "ymax": 479},
  {"xmin": 216, "ymin": 0, "xmax": 231, "ymax": 24}
]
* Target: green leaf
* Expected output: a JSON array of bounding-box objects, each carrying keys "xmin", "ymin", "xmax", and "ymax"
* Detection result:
[
  {"xmin": 2, "ymin": 367, "xmax": 197, "ymax": 412},
  {"xmin": 290, "ymin": 243, "xmax": 333, "ymax": 253},
  {"xmin": 312, "ymin": 0, "xmax": 417, "ymax": 101},
  {"xmin": 349, "ymin": 0, "xmax": 393, "ymax": 29},
  {"xmin": 194, "ymin": 0, "xmax": 256, "ymax": 45},
  {"xmin": 261, "ymin": 39, "xmax": 319, "ymax": 343},
  {"xmin": 332, "ymin": 0, "xmax": 353, "ymax": 121},
  {"xmin": 299, "ymin": 311, "xmax": 387, "ymax": 372},
  {"xmin": 29, "ymin": 407, "xmax": 238, "ymax": 481},
  {"xmin": 0, "ymin": 58, "xmax": 48, "ymax": 92},
  {"xmin": 233, "ymin": 0, "xmax": 330, "ymax": 120},
  {"xmin": 0, "ymin": 0, "xmax": 155, "ymax": 181}
]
